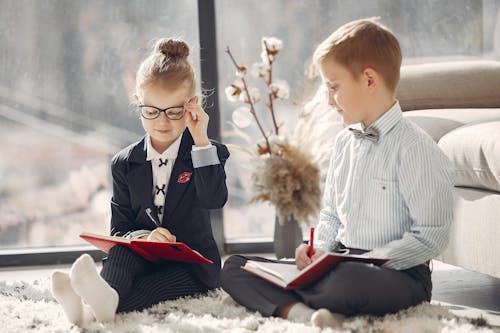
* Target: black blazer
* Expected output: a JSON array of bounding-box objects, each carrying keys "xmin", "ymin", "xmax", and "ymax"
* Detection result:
[{"xmin": 109, "ymin": 129, "xmax": 230, "ymax": 288}]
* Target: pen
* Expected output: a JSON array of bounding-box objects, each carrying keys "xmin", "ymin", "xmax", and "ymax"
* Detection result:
[
  {"xmin": 309, "ymin": 227, "xmax": 315, "ymax": 257},
  {"xmin": 145, "ymin": 208, "xmax": 161, "ymax": 228}
]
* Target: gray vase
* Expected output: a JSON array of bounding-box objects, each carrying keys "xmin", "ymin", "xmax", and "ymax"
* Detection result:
[{"xmin": 273, "ymin": 214, "xmax": 303, "ymax": 259}]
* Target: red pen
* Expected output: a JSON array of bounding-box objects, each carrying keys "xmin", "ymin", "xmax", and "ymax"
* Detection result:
[{"xmin": 309, "ymin": 227, "xmax": 315, "ymax": 257}]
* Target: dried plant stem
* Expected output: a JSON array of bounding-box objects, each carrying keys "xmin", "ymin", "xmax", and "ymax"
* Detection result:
[
  {"xmin": 263, "ymin": 40, "xmax": 280, "ymax": 135},
  {"xmin": 240, "ymin": 78, "xmax": 272, "ymax": 153},
  {"xmin": 225, "ymin": 46, "xmax": 272, "ymax": 153},
  {"xmin": 225, "ymin": 46, "xmax": 244, "ymax": 73}
]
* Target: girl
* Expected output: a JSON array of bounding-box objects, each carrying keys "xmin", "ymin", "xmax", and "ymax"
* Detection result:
[{"xmin": 51, "ymin": 38, "xmax": 230, "ymax": 325}]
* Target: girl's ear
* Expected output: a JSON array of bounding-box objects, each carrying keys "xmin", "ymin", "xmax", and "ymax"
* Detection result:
[{"xmin": 132, "ymin": 93, "xmax": 140, "ymax": 104}]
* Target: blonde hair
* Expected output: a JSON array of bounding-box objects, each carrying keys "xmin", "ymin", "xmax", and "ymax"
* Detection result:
[
  {"xmin": 136, "ymin": 38, "xmax": 195, "ymax": 96},
  {"xmin": 313, "ymin": 18, "xmax": 402, "ymax": 92}
]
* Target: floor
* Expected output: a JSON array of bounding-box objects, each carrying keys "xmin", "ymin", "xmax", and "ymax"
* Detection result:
[
  {"xmin": 429, "ymin": 261, "xmax": 500, "ymax": 327},
  {"xmin": 1, "ymin": 259, "xmax": 499, "ymax": 328}
]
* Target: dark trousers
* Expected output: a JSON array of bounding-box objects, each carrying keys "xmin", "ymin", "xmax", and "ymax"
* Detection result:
[
  {"xmin": 221, "ymin": 254, "xmax": 432, "ymax": 317},
  {"xmin": 100, "ymin": 245, "xmax": 209, "ymax": 313}
]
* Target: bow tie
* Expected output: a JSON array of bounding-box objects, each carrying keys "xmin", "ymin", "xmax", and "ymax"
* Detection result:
[{"xmin": 348, "ymin": 127, "xmax": 380, "ymax": 143}]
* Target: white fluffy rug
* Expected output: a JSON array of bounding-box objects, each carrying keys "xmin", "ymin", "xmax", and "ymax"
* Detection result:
[{"xmin": 0, "ymin": 278, "xmax": 497, "ymax": 333}]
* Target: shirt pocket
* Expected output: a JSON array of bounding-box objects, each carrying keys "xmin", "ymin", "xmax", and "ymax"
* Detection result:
[
  {"xmin": 366, "ymin": 178, "xmax": 401, "ymax": 222},
  {"xmin": 371, "ymin": 178, "xmax": 397, "ymax": 192}
]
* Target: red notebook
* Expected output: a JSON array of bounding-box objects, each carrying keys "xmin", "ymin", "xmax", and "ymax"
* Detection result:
[
  {"xmin": 241, "ymin": 252, "xmax": 388, "ymax": 290},
  {"xmin": 80, "ymin": 232, "xmax": 213, "ymax": 264}
]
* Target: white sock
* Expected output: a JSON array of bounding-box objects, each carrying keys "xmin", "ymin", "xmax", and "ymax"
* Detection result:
[
  {"xmin": 51, "ymin": 271, "xmax": 85, "ymax": 325},
  {"xmin": 311, "ymin": 308, "xmax": 345, "ymax": 328},
  {"xmin": 70, "ymin": 254, "xmax": 119, "ymax": 323},
  {"xmin": 287, "ymin": 302, "xmax": 315, "ymax": 323},
  {"xmin": 51, "ymin": 271, "xmax": 96, "ymax": 327}
]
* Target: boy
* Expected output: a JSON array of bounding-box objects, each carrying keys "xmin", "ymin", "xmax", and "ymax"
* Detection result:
[{"xmin": 221, "ymin": 18, "xmax": 454, "ymax": 329}]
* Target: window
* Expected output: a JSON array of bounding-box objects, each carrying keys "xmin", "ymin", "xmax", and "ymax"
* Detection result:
[
  {"xmin": 0, "ymin": 0, "xmax": 199, "ymax": 250},
  {"xmin": 1, "ymin": 0, "xmax": 499, "ymax": 255},
  {"xmin": 216, "ymin": 0, "xmax": 500, "ymax": 241}
]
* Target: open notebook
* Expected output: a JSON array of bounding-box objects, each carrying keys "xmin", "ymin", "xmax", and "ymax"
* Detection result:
[
  {"xmin": 242, "ymin": 252, "xmax": 389, "ymax": 290},
  {"xmin": 80, "ymin": 232, "xmax": 213, "ymax": 264}
]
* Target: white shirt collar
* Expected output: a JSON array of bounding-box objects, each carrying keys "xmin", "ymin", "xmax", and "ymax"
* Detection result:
[{"xmin": 146, "ymin": 134, "xmax": 183, "ymax": 161}]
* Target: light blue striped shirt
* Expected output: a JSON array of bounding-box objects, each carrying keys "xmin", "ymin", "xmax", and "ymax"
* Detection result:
[{"xmin": 315, "ymin": 101, "xmax": 454, "ymax": 270}]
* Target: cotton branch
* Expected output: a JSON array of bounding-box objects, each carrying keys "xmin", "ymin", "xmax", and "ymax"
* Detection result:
[{"xmin": 225, "ymin": 46, "xmax": 272, "ymax": 154}]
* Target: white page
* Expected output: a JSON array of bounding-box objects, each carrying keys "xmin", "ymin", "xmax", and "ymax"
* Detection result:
[
  {"xmin": 244, "ymin": 253, "xmax": 331, "ymax": 286},
  {"xmin": 244, "ymin": 261, "xmax": 301, "ymax": 287},
  {"xmin": 243, "ymin": 252, "xmax": 381, "ymax": 288}
]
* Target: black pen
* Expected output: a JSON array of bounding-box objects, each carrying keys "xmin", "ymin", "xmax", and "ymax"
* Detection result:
[{"xmin": 145, "ymin": 208, "xmax": 161, "ymax": 228}]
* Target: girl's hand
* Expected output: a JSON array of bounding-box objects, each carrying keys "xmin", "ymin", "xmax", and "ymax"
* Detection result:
[
  {"xmin": 185, "ymin": 96, "xmax": 210, "ymax": 147},
  {"xmin": 295, "ymin": 244, "xmax": 324, "ymax": 270},
  {"xmin": 147, "ymin": 227, "xmax": 176, "ymax": 243}
]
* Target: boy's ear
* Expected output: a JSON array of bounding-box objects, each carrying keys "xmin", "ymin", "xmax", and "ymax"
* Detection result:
[{"xmin": 363, "ymin": 68, "xmax": 379, "ymax": 91}]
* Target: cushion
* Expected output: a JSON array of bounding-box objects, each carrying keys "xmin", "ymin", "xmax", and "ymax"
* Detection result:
[
  {"xmin": 403, "ymin": 108, "xmax": 500, "ymax": 142},
  {"xmin": 397, "ymin": 61, "xmax": 500, "ymax": 111},
  {"xmin": 438, "ymin": 122, "xmax": 500, "ymax": 193}
]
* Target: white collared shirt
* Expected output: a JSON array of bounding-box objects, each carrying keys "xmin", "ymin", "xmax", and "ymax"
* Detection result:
[{"xmin": 146, "ymin": 134, "xmax": 183, "ymax": 223}]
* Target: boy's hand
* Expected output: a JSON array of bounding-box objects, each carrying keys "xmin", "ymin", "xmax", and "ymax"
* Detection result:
[
  {"xmin": 147, "ymin": 227, "xmax": 176, "ymax": 243},
  {"xmin": 185, "ymin": 96, "xmax": 210, "ymax": 147},
  {"xmin": 295, "ymin": 244, "xmax": 324, "ymax": 270}
]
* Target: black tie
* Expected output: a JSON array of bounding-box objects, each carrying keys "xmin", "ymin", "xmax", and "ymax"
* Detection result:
[{"xmin": 348, "ymin": 127, "xmax": 380, "ymax": 143}]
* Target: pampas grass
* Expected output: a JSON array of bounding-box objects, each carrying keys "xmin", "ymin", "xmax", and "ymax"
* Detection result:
[
  {"xmin": 293, "ymin": 85, "xmax": 344, "ymax": 179},
  {"xmin": 249, "ymin": 138, "xmax": 321, "ymax": 223}
]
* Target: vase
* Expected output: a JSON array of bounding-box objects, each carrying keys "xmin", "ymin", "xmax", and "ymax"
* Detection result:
[{"xmin": 273, "ymin": 214, "xmax": 303, "ymax": 259}]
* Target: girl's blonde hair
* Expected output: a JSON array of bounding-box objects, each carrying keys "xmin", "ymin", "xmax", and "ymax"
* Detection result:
[{"xmin": 136, "ymin": 38, "xmax": 196, "ymax": 96}]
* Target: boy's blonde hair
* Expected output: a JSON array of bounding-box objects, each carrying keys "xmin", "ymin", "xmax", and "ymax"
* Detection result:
[
  {"xmin": 136, "ymin": 38, "xmax": 196, "ymax": 96},
  {"xmin": 314, "ymin": 18, "xmax": 402, "ymax": 92}
]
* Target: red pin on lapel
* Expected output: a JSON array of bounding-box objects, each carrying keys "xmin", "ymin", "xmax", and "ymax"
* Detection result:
[{"xmin": 177, "ymin": 171, "xmax": 192, "ymax": 184}]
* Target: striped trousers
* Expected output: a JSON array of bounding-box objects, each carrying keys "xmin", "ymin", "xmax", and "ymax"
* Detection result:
[{"xmin": 100, "ymin": 245, "xmax": 208, "ymax": 313}]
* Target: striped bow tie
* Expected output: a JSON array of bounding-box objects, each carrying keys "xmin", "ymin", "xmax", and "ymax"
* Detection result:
[{"xmin": 348, "ymin": 127, "xmax": 380, "ymax": 143}]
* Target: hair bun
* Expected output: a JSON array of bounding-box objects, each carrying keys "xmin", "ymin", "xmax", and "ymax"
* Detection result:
[{"xmin": 154, "ymin": 38, "xmax": 190, "ymax": 58}]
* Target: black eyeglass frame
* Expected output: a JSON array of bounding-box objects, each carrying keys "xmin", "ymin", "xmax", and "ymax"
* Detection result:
[
  {"xmin": 137, "ymin": 104, "xmax": 186, "ymax": 120},
  {"xmin": 137, "ymin": 97, "xmax": 196, "ymax": 120}
]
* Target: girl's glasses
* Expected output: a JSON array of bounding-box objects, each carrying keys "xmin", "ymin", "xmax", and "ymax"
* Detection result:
[{"xmin": 137, "ymin": 104, "xmax": 186, "ymax": 120}]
